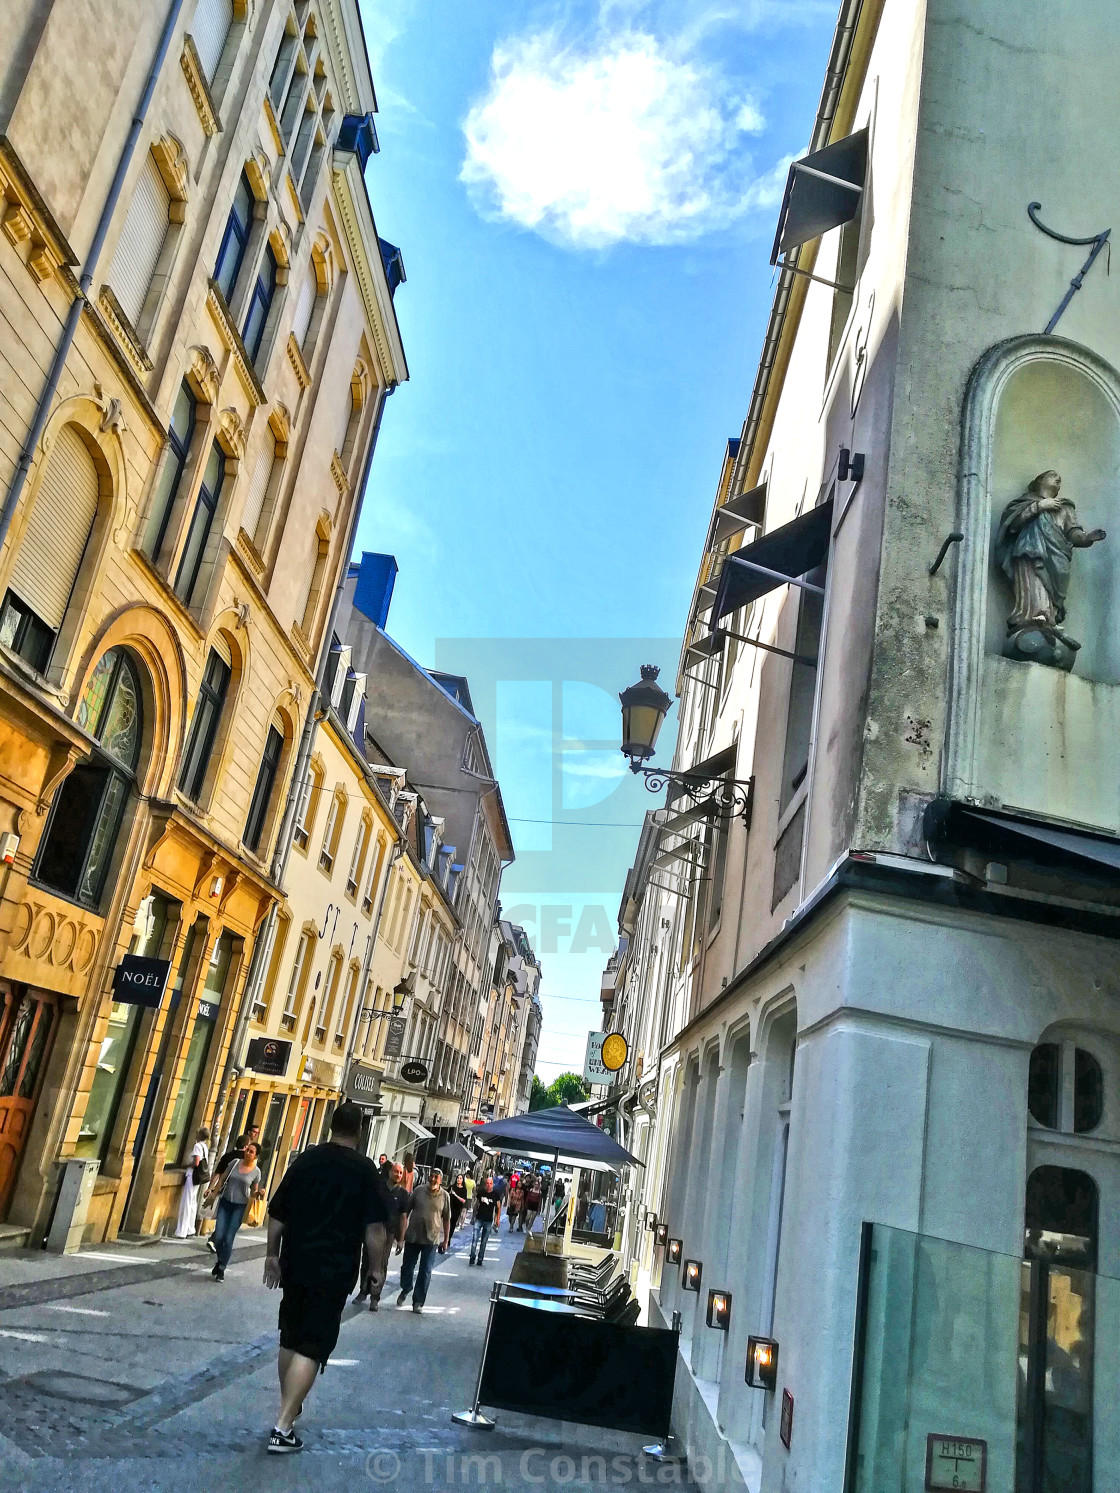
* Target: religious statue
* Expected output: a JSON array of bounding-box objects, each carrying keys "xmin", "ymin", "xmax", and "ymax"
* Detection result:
[{"xmin": 994, "ymin": 470, "xmax": 1106, "ymax": 669}]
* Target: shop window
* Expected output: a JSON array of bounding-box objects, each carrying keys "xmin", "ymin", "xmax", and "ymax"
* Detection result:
[
  {"xmin": 213, "ymin": 172, "xmax": 254, "ymax": 304},
  {"xmin": 178, "ymin": 646, "xmax": 231, "ymax": 802},
  {"xmin": 4, "ymin": 424, "xmax": 100, "ymax": 672},
  {"xmin": 146, "ymin": 382, "xmax": 197, "ymax": 562},
  {"xmin": 244, "ymin": 721, "xmax": 284, "ymax": 854},
  {"xmin": 74, "ymin": 892, "xmax": 171, "ymax": 1160},
  {"xmin": 165, "ymin": 930, "xmax": 231, "ymax": 1161},
  {"xmin": 175, "ymin": 440, "xmax": 226, "ymax": 604},
  {"xmin": 35, "ymin": 649, "xmax": 143, "ymax": 907}
]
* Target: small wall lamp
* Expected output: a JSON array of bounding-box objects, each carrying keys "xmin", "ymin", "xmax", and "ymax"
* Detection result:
[
  {"xmin": 656, "ymin": 1222, "xmax": 669, "ymax": 1246},
  {"xmin": 682, "ymin": 1259, "xmax": 703, "ymax": 1292},
  {"xmin": 666, "ymin": 1237, "xmax": 682, "ymax": 1264},
  {"xmin": 746, "ymin": 1336, "xmax": 779, "ymax": 1390},
  {"xmin": 646, "ymin": 1211, "xmax": 658, "ymax": 1232},
  {"xmin": 706, "ymin": 1289, "xmax": 732, "ymax": 1331}
]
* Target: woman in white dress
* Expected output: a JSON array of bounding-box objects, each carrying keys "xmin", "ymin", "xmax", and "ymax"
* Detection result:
[{"xmin": 175, "ymin": 1125, "xmax": 210, "ymax": 1237}]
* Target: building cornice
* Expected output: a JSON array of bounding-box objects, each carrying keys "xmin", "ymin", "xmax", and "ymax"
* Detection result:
[
  {"xmin": 320, "ymin": 0, "xmax": 377, "ymax": 117},
  {"xmin": 330, "ymin": 152, "xmax": 408, "ymax": 388}
]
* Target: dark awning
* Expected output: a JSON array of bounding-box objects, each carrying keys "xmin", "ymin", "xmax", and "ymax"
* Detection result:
[
  {"xmin": 473, "ymin": 1104, "xmax": 641, "ymax": 1172},
  {"xmin": 710, "ymin": 483, "xmax": 767, "ymax": 547},
  {"xmin": 924, "ymin": 801, "xmax": 1120, "ymax": 877},
  {"xmin": 770, "ymin": 129, "xmax": 868, "ymax": 265},
  {"xmin": 712, "ymin": 498, "xmax": 833, "ymax": 621}
]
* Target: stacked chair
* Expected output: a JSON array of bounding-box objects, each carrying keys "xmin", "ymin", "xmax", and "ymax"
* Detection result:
[{"xmin": 565, "ymin": 1253, "xmax": 641, "ymax": 1325}]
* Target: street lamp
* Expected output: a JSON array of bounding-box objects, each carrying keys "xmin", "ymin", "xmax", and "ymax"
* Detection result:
[{"xmin": 619, "ymin": 665, "xmax": 754, "ymax": 822}]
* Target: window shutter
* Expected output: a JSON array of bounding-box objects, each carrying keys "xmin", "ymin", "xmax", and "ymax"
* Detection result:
[
  {"xmin": 240, "ymin": 431, "xmax": 274, "ymax": 540},
  {"xmin": 291, "ymin": 263, "xmax": 316, "ymax": 349},
  {"xmin": 10, "ymin": 426, "xmax": 99, "ymax": 630},
  {"xmin": 191, "ymin": 0, "xmax": 234, "ymax": 80},
  {"xmin": 293, "ymin": 544, "xmax": 315, "ymax": 630},
  {"xmin": 106, "ymin": 154, "xmax": 170, "ymax": 328}
]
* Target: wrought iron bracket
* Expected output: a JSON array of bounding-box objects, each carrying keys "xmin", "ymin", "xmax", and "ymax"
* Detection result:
[
  {"xmin": 633, "ymin": 767, "xmax": 754, "ymax": 824},
  {"xmin": 1027, "ymin": 201, "xmax": 1111, "ymax": 334}
]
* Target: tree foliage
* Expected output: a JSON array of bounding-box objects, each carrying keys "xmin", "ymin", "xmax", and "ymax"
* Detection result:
[{"xmin": 530, "ymin": 1071, "xmax": 590, "ymax": 1111}]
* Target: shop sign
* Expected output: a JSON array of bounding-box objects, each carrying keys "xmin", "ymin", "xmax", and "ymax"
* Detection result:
[
  {"xmin": 246, "ymin": 1037, "xmax": 291, "ymax": 1076},
  {"xmin": 345, "ymin": 1062, "xmax": 382, "ymax": 1106},
  {"xmin": 584, "ymin": 1030, "xmax": 627, "ymax": 1083},
  {"xmin": 113, "ymin": 954, "xmax": 171, "ymax": 1009},
  {"xmin": 303, "ymin": 1057, "xmax": 340, "ymax": 1088},
  {"xmin": 779, "ymin": 1389, "xmax": 794, "ymax": 1450},
  {"xmin": 197, "ymin": 999, "xmax": 220, "ymax": 1022},
  {"xmin": 925, "ymin": 1435, "xmax": 986, "ymax": 1492},
  {"xmin": 400, "ymin": 1059, "xmax": 428, "ymax": 1084},
  {"xmin": 384, "ymin": 1016, "xmax": 406, "ymax": 1058}
]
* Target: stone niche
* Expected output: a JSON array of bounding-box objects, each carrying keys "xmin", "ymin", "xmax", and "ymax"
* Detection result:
[{"xmin": 947, "ymin": 335, "xmax": 1120, "ymax": 832}]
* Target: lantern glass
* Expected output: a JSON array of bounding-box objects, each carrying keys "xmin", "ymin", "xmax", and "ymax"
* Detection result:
[
  {"xmin": 682, "ymin": 1258, "xmax": 703, "ymax": 1292},
  {"xmin": 746, "ymin": 1335, "xmax": 779, "ymax": 1390},
  {"xmin": 619, "ymin": 666, "xmax": 673, "ymax": 767},
  {"xmin": 706, "ymin": 1289, "xmax": 732, "ymax": 1330},
  {"xmin": 666, "ymin": 1237, "xmax": 682, "ymax": 1264}
]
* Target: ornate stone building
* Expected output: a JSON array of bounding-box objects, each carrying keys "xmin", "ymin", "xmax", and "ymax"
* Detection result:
[{"xmin": 0, "ymin": 0, "xmax": 405, "ymax": 1242}]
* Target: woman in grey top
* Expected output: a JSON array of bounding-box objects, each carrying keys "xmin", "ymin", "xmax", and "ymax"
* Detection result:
[{"xmin": 208, "ymin": 1141, "xmax": 261, "ymax": 1281}]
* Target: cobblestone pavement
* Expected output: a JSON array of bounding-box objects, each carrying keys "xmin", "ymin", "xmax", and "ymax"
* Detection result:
[{"xmin": 0, "ymin": 1224, "xmax": 696, "ymax": 1493}]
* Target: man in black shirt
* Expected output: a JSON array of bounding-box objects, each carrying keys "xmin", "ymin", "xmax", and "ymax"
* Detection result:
[{"xmin": 264, "ymin": 1102, "xmax": 391, "ymax": 1453}]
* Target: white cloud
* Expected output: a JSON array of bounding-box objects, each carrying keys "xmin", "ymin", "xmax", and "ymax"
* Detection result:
[{"xmin": 461, "ymin": 27, "xmax": 778, "ymax": 249}]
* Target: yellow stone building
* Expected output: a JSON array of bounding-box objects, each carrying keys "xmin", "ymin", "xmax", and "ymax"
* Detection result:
[{"xmin": 0, "ymin": 0, "xmax": 406, "ymax": 1243}]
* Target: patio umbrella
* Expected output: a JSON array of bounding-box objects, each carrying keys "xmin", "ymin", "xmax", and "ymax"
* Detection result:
[
  {"xmin": 473, "ymin": 1105, "xmax": 641, "ymax": 1173},
  {"xmin": 436, "ymin": 1141, "xmax": 476, "ymax": 1166}
]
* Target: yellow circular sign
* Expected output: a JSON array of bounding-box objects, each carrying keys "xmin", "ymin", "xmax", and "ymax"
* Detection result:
[{"xmin": 601, "ymin": 1032, "xmax": 628, "ymax": 1072}]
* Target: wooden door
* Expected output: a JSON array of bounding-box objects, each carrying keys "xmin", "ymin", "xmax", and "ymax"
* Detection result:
[{"xmin": 0, "ymin": 989, "xmax": 57, "ymax": 1218}]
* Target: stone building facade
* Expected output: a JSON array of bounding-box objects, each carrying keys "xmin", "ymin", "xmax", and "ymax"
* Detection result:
[
  {"xmin": 601, "ymin": 2, "xmax": 1120, "ymax": 1490},
  {"xmin": 0, "ymin": 0, "xmax": 405, "ymax": 1243}
]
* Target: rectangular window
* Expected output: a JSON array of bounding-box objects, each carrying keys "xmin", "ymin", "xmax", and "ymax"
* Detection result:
[
  {"xmin": 347, "ymin": 818, "xmax": 368, "ymax": 896},
  {"xmin": 106, "ymin": 153, "xmax": 170, "ymax": 330},
  {"xmin": 148, "ymin": 381, "xmax": 197, "ymax": 561},
  {"xmin": 244, "ymin": 724, "xmax": 284, "ymax": 853},
  {"xmin": 283, "ymin": 932, "xmax": 309, "ymax": 1025},
  {"xmin": 242, "ymin": 246, "xmax": 277, "ymax": 362},
  {"xmin": 779, "ymin": 564, "xmax": 826, "ymax": 814},
  {"xmin": 319, "ymin": 795, "xmax": 339, "ymax": 873},
  {"xmin": 240, "ymin": 429, "xmax": 275, "ymax": 544},
  {"xmin": 0, "ymin": 592, "xmax": 54, "ymax": 672},
  {"xmin": 214, "ymin": 174, "xmax": 254, "ymax": 303},
  {"xmin": 191, "ymin": 0, "xmax": 234, "ymax": 82},
  {"xmin": 335, "ymin": 966, "xmax": 359, "ymax": 1049},
  {"xmin": 178, "ymin": 648, "xmax": 231, "ymax": 802},
  {"xmin": 362, "ymin": 835, "xmax": 384, "ymax": 916},
  {"xmin": 175, "ymin": 440, "xmax": 225, "ymax": 604}
]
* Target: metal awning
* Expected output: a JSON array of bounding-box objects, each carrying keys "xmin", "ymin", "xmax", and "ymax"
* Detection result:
[
  {"xmin": 683, "ymin": 628, "xmax": 725, "ymax": 675},
  {"xmin": 770, "ymin": 128, "xmax": 868, "ymax": 264},
  {"xmin": 925, "ymin": 801, "xmax": 1120, "ymax": 876},
  {"xmin": 713, "ymin": 499, "xmax": 833, "ymax": 621},
  {"xmin": 709, "ymin": 483, "xmax": 767, "ymax": 548},
  {"xmin": 397, "ymin": 1116, "xmax": 436, "ymax": 1143}
]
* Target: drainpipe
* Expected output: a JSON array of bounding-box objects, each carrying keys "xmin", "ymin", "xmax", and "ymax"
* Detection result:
[
  {"xmin": 211, "ymin": 380, "xmax": 397, "ymax": 1149},
  {"xmin": 0, "ymin": 0, "xmax": 188, "ymax": 555}
]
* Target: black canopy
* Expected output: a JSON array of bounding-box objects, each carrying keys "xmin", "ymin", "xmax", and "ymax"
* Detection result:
[
  {"xmin": 473, "ymin": 1105, "xmax": 641, "ymax": 1172},
  {"xmin": 771, "ymin": 128, "xmax": 868, "ymax": 264},
  {"xmin": 712, "ymin": 499, "xmax": 832, "ymax": 622}
]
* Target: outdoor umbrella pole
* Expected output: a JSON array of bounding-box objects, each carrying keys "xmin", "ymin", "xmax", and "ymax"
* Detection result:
[
  {"xmin": 542, "ymin": 1148, "xmax": 558, "ymax": 1247},
  {"xmin": 452, "ymin": 1280, "xmax": 501, "ymax": 1430}
]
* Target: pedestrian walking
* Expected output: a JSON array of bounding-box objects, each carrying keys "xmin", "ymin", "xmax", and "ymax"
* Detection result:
[
  {"xmin": 507, "ymin": 1179, "xmax": 523, "ymax": 1232},
  {"xmin": 463, "ymin": 1172, "xmax": 475, "ymax": 1205},
  {"xmin": 396, "ymin": 1167, "xmax": 451, "ymax": 1314},
  {"xmin": 174, "ymin": 1125, "xmax": 209, "ymax": 1238},
  {"xmin": 206, "ymin": 1141, "xmax": 261, "ymax": 1280},
  {"xmin": 205, "ymin": 1124, "xmax": 259, "ymax": 1250},
  {"xmin": 354, "ymin": 1161, "xmax": 409, "ymax": 1311},
  {"xmin": 469, "ymin": 1177, "xmax": 500, "ymax": 1266},
  {"xmin": 449, "ymin": 1171, "xmax": 469, "ymax": 1236},
  {"xmin": 401, "ymin": 1151, "xmax": 416, "ymax": 1193},
  {"xmin": 521, "ymin": 1175, "xmax": 542, "ymax": 1233},
  {"xmin": 492, "ymin": 1171, "xmax": 508, "ymax": 1210},
  {"xmin": 264, "ymin": 1102, "xmax": 393, "ymax": 1453}
]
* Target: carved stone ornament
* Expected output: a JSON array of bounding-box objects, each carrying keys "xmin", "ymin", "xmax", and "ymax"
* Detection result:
[
  {"xmin": 995, "ymin": 469, "xmax": 1107, "ymax": 670},
  {"xmin": 217, "ymin": 406, "xmax": 246, "ymax": 459},
  {"xmin": 187, "ymin": 345, "xmax": 221, "ymax": 405},
  {"xmin": 151, "ymin": 134, "xmax": 190, "ymax": 203},
  {"xmin": 93, "ymin": 382, "xmax": 126, "ymax": 437}
]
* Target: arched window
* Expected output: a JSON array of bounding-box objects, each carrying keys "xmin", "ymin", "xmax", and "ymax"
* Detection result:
[
  {"xmin": 105, "ymin": 153, "xmax": 170, "ymax": 330},
  {"xmin": 1028, "ymin": 1041, "xmax": 1104, "ymax": 1133},
  {"xmin": 3, "ymin": 425, "xmax": 99, "ymax": 671},
  {"xmin": 34, "ymin": 649, "xmax": 143, "ymax": 906}
]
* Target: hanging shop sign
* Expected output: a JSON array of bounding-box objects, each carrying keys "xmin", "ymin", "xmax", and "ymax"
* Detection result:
[
  {"xmin": 384, "ymin": 1016, "xmax": 406, "ymax": 1058},
  {"xmin": 400, "ymin": 1059, "xmax": 428, "ymax": 1085},
  {"xmin": 246, "ymin": 1037, "xmax": 292, "ymax": 1076},
  {"xmin": 584, "ymin": 1030, "xmax": 628, "ymax": 1084},
  {"xmin": 345, "ymin": 1062, "xmax": 383, "ymax": 1107},
  {"xmin": 112, "ymin": 955, "xmax": 171, "ymax": 1009},
  {"xmin": 924, "ymin": 1435, "xmax": 986, "ymax": 1493}
]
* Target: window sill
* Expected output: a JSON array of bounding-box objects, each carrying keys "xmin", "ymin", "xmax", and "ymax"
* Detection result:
[
  {"xmin": 250, "ymin": 1004, "xmax": 267, "ymax": 1024},
  {"xmin": 280, "ymin": 1014, "xmax": 296, "ymax": 1032},
  {"xmin": 97, "ymin": 285, "xmax": 153, "ymax": 377},
  {"xmin": 314, "ymin": 1027, "xmax": 326, "ymax": 1043}
]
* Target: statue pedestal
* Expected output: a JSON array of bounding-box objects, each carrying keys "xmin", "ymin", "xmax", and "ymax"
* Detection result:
[{"xmin": 1003, "ymin": 626, "xmax": 1077, "ymax": 672}]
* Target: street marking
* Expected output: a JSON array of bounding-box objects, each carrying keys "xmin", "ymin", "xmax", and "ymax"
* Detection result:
[
  {"xmin": 78, "ymin": 1252, "xmax": 147, "ymax": 1263},
  {"xmin": 0, "ymin": 1328, "xmax": 50, "ymax": 1342},
  {"xmin": 329, "ymin": 1359, "xmax": 360, "ymax": 1367},
  {"xmin": 43, "ymin": 1304, "xmax": 110, "ymax": 1317}
]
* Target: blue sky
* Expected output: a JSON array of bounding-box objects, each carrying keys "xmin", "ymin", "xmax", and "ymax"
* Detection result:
[{"xmin": 354, "ymin": 0, "xmax": 836, "ymax": 1077}]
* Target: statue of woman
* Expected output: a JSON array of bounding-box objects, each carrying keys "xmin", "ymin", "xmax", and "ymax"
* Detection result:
[{"xmin": 994, "ymin": 470, "xmax": 1105, "ymax": 649}]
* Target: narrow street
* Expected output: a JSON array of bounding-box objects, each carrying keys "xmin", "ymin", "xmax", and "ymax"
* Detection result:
[{"xmin": 0, "ymin": 1224, "xmax": 693, "ymax": 1492}]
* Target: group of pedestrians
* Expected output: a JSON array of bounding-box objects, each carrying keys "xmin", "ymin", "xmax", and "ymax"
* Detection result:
[{"xmin": 503, "ymin": 1171, "xmax": 545, "ymax": 1233}]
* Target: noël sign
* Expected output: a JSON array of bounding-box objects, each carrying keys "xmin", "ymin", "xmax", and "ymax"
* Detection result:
[{"xmin": 112, "ymin": 954, "xmax": 171, "ymax": 1009}]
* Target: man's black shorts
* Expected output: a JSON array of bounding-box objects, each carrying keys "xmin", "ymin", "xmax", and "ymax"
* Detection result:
[{"xmin": 278, "ymin": 1282, "xmax": 349, "ymax": 1365}]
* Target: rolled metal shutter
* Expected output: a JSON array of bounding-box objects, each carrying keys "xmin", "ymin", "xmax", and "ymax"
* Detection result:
[
  {"xmin": 191, "ymin": 0, "xmax": 234, "ymax": 81},
  {"xmin": 292, "ymin": 544, "xmax": 314, "ymax": 630},
  {"xmin": 106, "ymin": 154, "xmax": 170, "ymax": 328},
  {"xmin": 291, "ymin": 264, "xmax": 316, "ymax": 349},
  {"xmin": 9, "ymin": 426, "xmax": 99, "ymax": 630},
  {"xmin": 240, "ymin": 431, "xmax": 275, "ymax": 540}
]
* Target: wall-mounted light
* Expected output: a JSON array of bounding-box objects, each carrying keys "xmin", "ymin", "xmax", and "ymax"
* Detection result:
[
  {"xmin": 656, "ymin": 1222, "xmax": 669, "ymax": 1246},
  {"xmin": 706, "ymin": 1289, "xmax": 732, "ymax": 1331},
  {"xmin": 646, "ymin": 1211, "xmax": 658, "ymax": 1232},
  {"xmin": 682, "ymin": 1259, "xmax": 702, "ymax": 1292},
  {"xmin": 666, "ymin": 1237, "xmax": 682, "ymax": 1265},
  {"xmin": 746, "ymin": 1336, "xmax": 778, "ymax": 1390}
]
